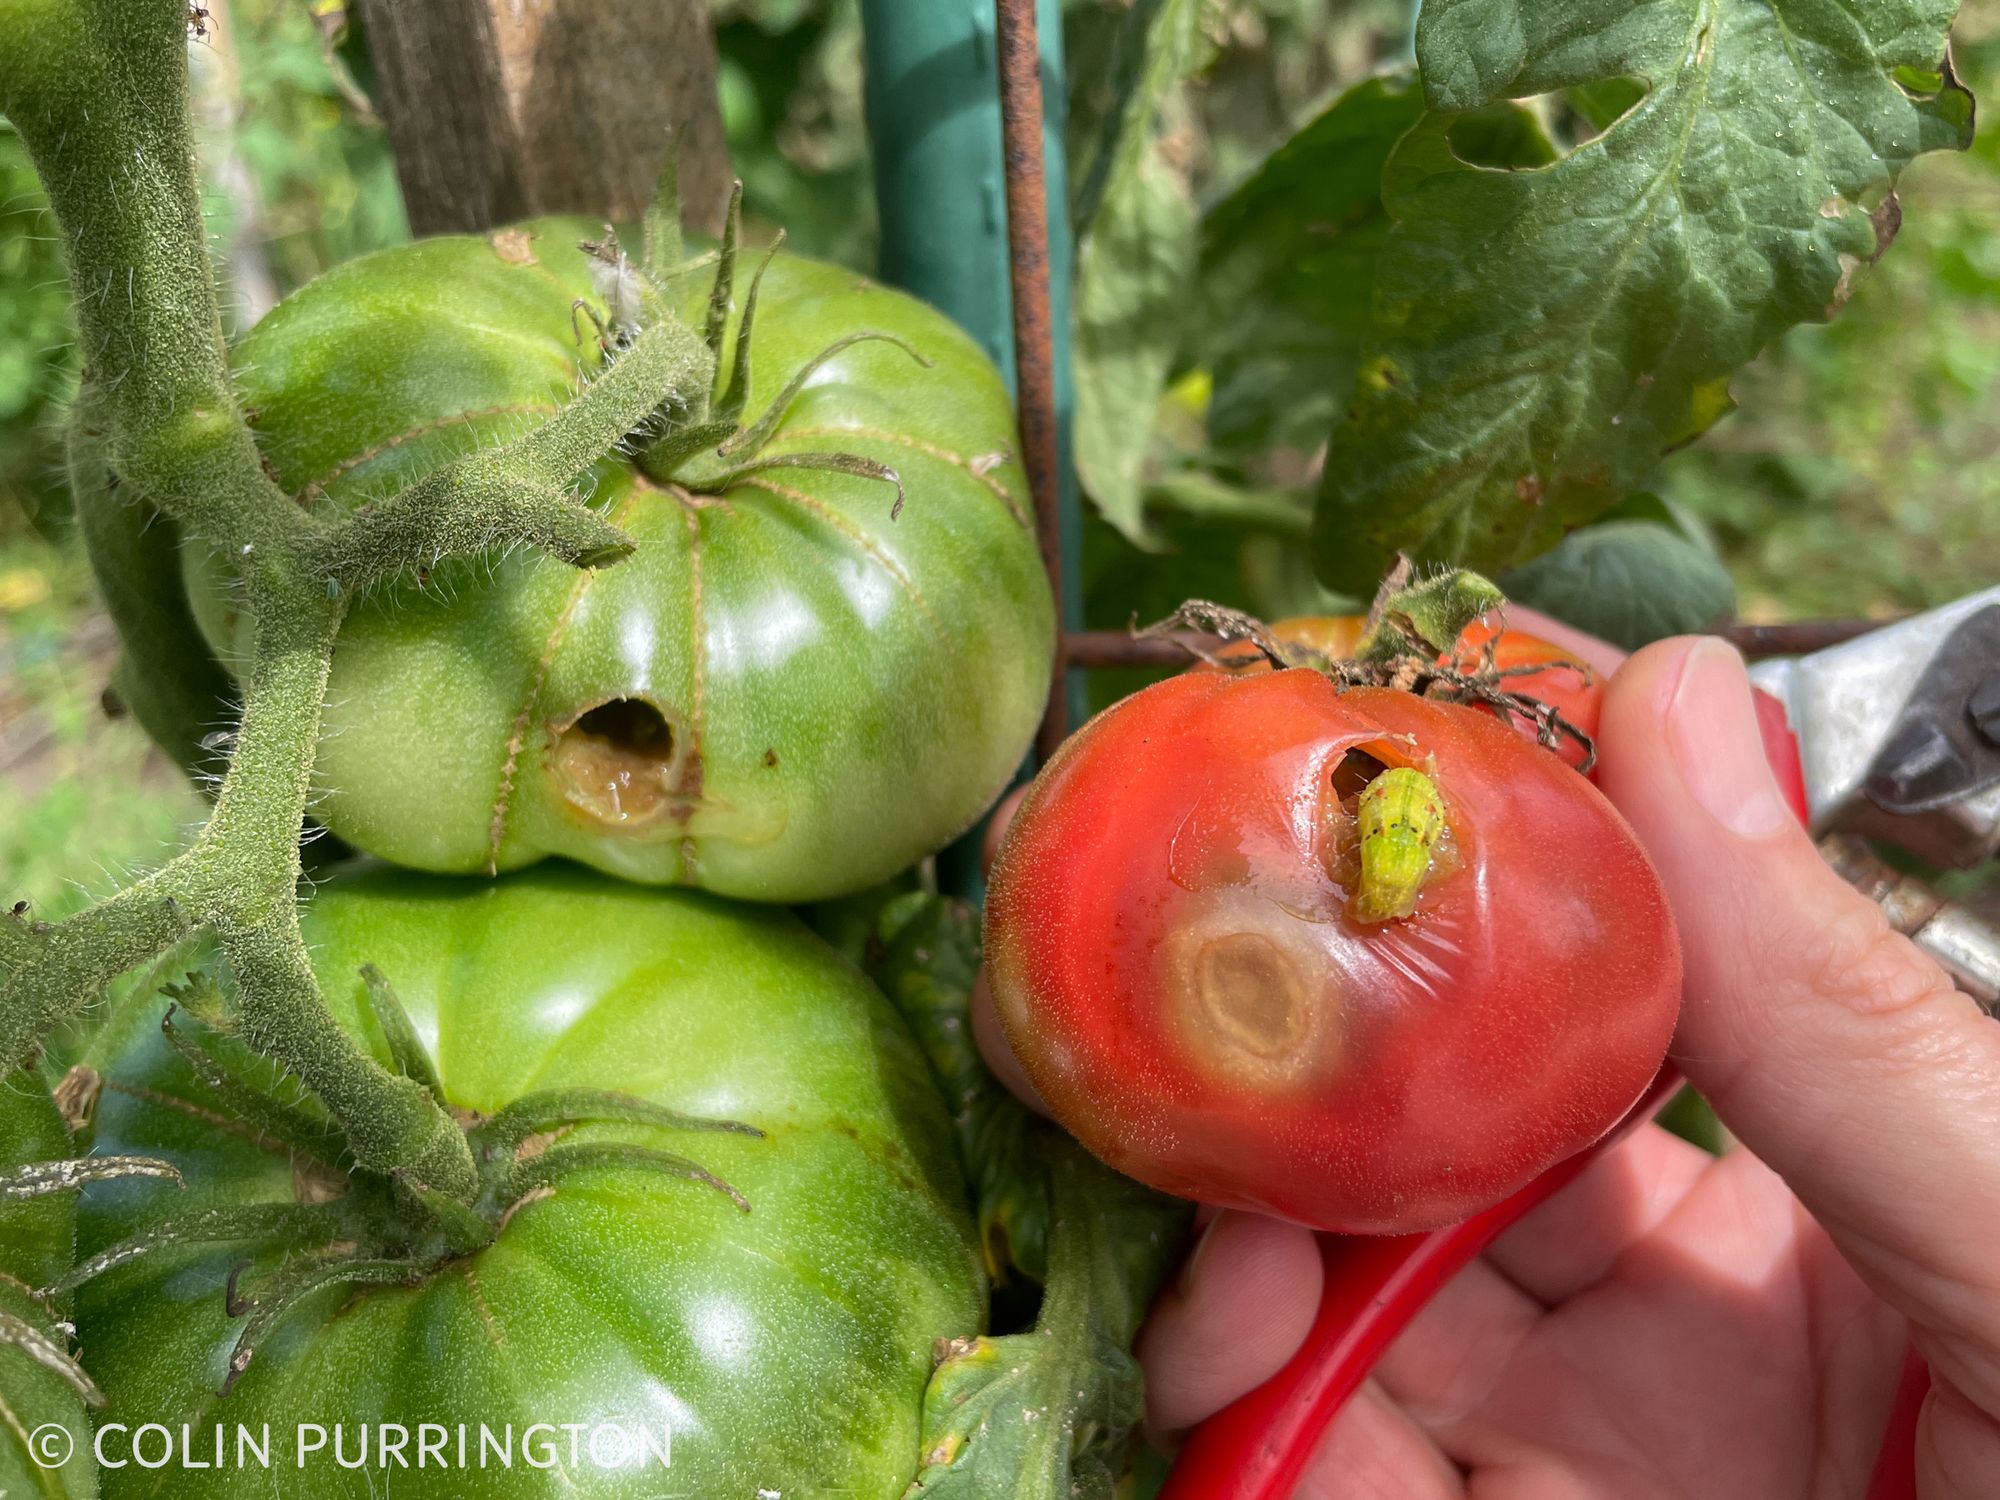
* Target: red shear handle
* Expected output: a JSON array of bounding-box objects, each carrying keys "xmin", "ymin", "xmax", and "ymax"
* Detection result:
[
  {"xmin": 1159, "ymin": 1068, "xmax": 1682, "ymax": 1500},
  {"xmin": 1160, "ymin": 688, "xmax": 1927, "ymax": 1500},
  {"xmin": 1753, "ymin": 685, "xmax": 1811, "ymax": 829}
]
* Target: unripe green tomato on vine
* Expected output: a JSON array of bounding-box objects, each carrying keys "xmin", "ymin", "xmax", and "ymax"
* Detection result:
[
  {"xmin": 71, "ymin": 866, "xmax": 985, "ymax": 1498},
  {"xmin": 183, "ymin": 223, "xmax": 1054, "ymax": 901},
  {"xmin": 1, "ymin": 1078, "xmax": 95, "ymax": 1500}
]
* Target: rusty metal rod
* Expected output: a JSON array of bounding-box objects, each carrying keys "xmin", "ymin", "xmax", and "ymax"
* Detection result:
[
  {"xmin": 995, "ymin": 0, "xmax": 1068, "ymax": 761},
  {"xmin": 1065, "ymin": 632, "xmax": 1206, "ymax": 669},
  {"xmin": 1065, "ymin": 617, "xmax": 1890, "ymax": 671},
  {"xmin": 1721, "ymin": 618, "xmax": 1891, "ymax": 657}
]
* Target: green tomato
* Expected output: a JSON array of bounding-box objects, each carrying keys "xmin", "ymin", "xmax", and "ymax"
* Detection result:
[
  {"xmin": 72, "ymin": 866, "xmax": 984, "ymax": 1498},
  {"xmin": 184, "ymin": 223, "xmax": 1053, "ymax": 901},
  {"xmin": 1, "ymin": 1074, "xmax": 96, "ymax": 1500}
]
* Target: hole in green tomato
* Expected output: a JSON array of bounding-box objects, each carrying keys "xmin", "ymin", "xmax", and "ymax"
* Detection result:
[
  {"xmin": 550, "ymin": 697, "xmax": 687, "ymax": 828},
  {"xmin": 572, "ymin": 697, "xmax": 674, "ymax": 752}
]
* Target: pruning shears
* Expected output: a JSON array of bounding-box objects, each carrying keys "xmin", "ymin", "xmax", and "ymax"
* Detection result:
[
  {"xmin": 1162, "ymin": 589, "xmax": 2000, "ymax": 1500},
  {"xmin": 1751, "ymin": 586, "xmax": 2000, "ymax": 1010}
]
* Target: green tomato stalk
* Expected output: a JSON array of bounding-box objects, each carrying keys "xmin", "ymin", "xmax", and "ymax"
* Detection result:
[{"xmin": 0, "ymin": 0, "xmax": 719, "ymax": 1206}]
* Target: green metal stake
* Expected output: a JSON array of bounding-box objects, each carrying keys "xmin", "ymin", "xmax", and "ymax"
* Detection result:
[
  {"xmin": 859, "ymin": 0, "xmax": 1085, "ymax": 894},
  {"xmin": 859, "ymin": 0, "xmax": 1070, "ymax": 388}
]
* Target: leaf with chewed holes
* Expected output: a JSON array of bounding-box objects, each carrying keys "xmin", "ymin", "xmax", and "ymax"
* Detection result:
[{"xmin": 1312, "ymin": 0, "xmax": 1974, "ymax": 593}]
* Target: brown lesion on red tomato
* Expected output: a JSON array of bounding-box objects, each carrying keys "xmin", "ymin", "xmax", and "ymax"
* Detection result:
[
  {"xmin": 546, "ymin": 696, "xmax": 698, "ymax": 828},
  {"xmin": 1186, "ymin": 932, "xmax": 1312, "ymax": 1060},
  {"xmin": 1160, "ymin": 895, "xmax": 1339, "ymax": 1091}
]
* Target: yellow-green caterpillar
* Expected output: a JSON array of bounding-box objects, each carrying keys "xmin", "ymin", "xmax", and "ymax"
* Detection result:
[{"xmin": 1351, "ymin": 765, "xmax": 1446, "ymax": 924}]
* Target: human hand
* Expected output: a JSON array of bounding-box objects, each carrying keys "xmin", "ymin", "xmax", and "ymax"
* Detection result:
[{"xmin": 977, "ymin": 623, "xmax": 2000, "ymax": 1498}]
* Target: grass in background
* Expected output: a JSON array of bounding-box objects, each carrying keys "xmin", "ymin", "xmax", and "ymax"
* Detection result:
[{"xmin": 0, "ymin": 535, "xmax": 204, "ymax": 918}]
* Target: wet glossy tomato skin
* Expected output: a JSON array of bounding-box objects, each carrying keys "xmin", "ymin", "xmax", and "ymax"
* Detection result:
[{"xmin": 984, "ymin": 670, "xmax": 1680, "ymax": 1235}]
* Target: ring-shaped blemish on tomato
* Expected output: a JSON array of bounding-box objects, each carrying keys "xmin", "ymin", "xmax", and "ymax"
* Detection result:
[
  {"xmin": 1154, "ymin": 729, "xmax": 1465, "ymax": 1094},
  {"xmin": 1161, "ymin": 888, "xmax": 1337, "ymax": 1090}
]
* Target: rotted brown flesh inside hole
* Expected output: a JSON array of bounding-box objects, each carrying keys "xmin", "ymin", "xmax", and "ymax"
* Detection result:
[
  {"xmin": 549, "ymin": 698, "xmax": 687, "ymax": 828},
  {"xmin": 1323, "ymin": 746, "xmax": 1394, "ymax": 889},
  {"xmin": 1329, "ymin": 745, "xmax": 1392, "ymax": 802}
]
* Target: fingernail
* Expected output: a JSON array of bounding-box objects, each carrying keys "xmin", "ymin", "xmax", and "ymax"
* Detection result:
[
  {"xmin": 1176, "ymin": 1214, "xmax": 1222, "ymax": 1297},
  {"xmin": 1666, "ymin": 637, "xmax": 1794, "ymax": 840}
]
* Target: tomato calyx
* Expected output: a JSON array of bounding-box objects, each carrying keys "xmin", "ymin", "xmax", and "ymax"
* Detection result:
[
  {"xmin": 1353, "ymin": 558, "xmax": 1507, "ymax": 665},
  {"xmin": 0, "ymin": 1138, "xmax": 182, "ymax": 1410},
  {"xmin": 576, "ymin": 181, "xmax": 927, "ymax": 516},
  {"xmin": 49, "ymin": 980, "xmax": 759, "ymax": 1398},
  {"xmin": 1143, "ymin": 561, "xmax": 1599, "ymax": 772}
]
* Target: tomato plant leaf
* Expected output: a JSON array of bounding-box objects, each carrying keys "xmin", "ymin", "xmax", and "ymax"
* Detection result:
[
  {"xmin": 1199, "ymin": 72, "xmax": 1555, "ymax": 459},
  {"xmin": 903, "ymin": 1145, "xmax": 1184, "ymax": 1500},
  {"xmin": 1312, "ymin": 0, "xmax": 1975, "ymax": 593},
  {"xmin": 861, "ymin": 893, "xmax": 1191, "ymax": 1499},
  {"xmin": 1073, "ymin": 0, "xmax": 1203, "ymax": 543},
  {"xmin": 1501, "ymin": 519, "xmax": 1739, "ymax": 649},
  {"xmin": 1198, "ymin": 72, "xmax": 1426, "ymax": 458},
  {"xmin": 1068, "ymin": 0, "xmax": 1175, "ymax": 237},
  {"xmin": 870, "ymin": 892, "xmax": 1052, "ymax": 1283}
]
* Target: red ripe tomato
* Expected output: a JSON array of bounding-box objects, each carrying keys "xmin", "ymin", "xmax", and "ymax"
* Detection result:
[
  {"xmin": 983, "ymin": 669, "xmax": 1680, "ymax": 1234},
  {"xmin": 1449, "ymin": 616, "xmax": 1602, "ymax": 765}
]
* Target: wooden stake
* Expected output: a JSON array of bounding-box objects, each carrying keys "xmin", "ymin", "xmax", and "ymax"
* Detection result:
[{"xmin": 356, "ymin": 0, "xmax": 732, "ymax": 237}]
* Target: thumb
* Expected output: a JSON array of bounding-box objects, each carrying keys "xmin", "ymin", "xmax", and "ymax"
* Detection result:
[{"xmin": 1596, "ymin": 637, "xmax": 2000, "ymax": 1425}]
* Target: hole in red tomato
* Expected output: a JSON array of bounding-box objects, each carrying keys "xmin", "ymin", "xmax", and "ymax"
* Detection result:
[
  {"xmin": 1322, "ymin": 746, "xmax": 1396, "ymax": 888},
  {"xmin": 549, "ymin": 697, "xmax": 686, "ymax": 828},
  {"xmin": 1329, "ymin": 746, "xmax": 1391, "ymax": 803}
]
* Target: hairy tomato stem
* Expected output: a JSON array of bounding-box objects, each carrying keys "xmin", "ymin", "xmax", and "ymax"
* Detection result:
[{"xmin": 0, "ymin": 0, "xmax": 711, "ymax": 1210}]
